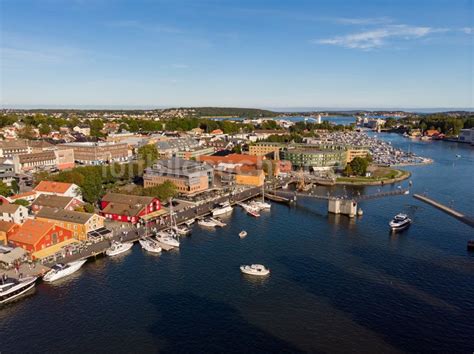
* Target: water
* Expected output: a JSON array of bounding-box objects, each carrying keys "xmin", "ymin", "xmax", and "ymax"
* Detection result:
[{"xmin": 1, "ymin": 134, "xmax": 473, "ymax": 353}]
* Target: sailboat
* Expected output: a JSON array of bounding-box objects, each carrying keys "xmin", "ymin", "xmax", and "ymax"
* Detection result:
[
  {"xmin": 253, "ymin": 184, "xmax": 271, "ymax": 210},
  {"xmin": 168, "ymin": 199, "xmax": 191, "ymax": 236}
]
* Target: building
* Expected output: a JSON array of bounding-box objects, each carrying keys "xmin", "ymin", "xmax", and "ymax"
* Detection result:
[
  {"xmin": 0, "ymin": 163, "xmax": 15, "ymax": 186},
  {"xmin": 199, "ymin": 154, "xmax": 265, "ymax": 187},
  {"xmin": 0, "ymin": 203, "xmax": 28, "ymax": 224},
  {"xmin": 8, "ymin": 219, "xmax": 73, "ymax": 254},
  {"xmin": 0, "ymin": 140, "xmax": 31, "ymax": 158},
  {"xmin": 346, "ymin": 148, "xmax": 370, "ymax": 163},
  {"xmin": 174, "ymin": 146, "xmax": 215, "ymax": 160},
  {"xmin": 156, "ymin": 137, "xmax": 200, "ymax": 159},
  {"xmin": 281, "ymin": 148, "xmax": 346, "ymax": 170},
  {"xmin": 31, "ymin": 194, "xmax": 83, "ymax": 213},
  {"xmin": 73, "ymin": 125, "xmax": 91, "ymax": 136},
  {"xmin": 0, "ymin": 220, "xmax": 19, "ymax": 245},
  {"xmin": 33, "ymin": 181, "xmax": 82, "ymax": 200},
  {"xmin": 59, "ymin": 142, "xmax": 129, "ymax": 165},
  {"xmin": 36, "ymin": 207, "xmax": 104, "ymax": 241},
  {"xmin": 55, "ymin": 148, "xmax": 75, "ymax": 170},
  {"xmin": 8, "ymin": 191, "xmax": 37, "ymax": 204},
  {"xmin": 249, "ymin": 142, "xmax": 283, "ymax": 160},
  {"xmin": 100, "ymin": 193, "xmax": 161, "ymax": 223},
  {"xmin": 12, "ymin": 150, "xmax": 57, "ymax": 173},
  {"xmin": 459, "ymin": 128, "xmax": 474, "ymax": 144},
  {"xmin": 144, "ymin": 158, "xmax": 214, "ymax": 196}
]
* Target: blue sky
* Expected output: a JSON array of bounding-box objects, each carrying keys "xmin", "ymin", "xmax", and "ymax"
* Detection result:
[{"xmin": 1, "ymin": 0, "xmax": 473, "ymax": 109}]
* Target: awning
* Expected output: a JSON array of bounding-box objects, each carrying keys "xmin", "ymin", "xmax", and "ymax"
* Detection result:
[
  {"xmin": 140, "ymin": 208, "xmax": 169, "ymax": 221},
  {"xmin": 32, "ymin": 239, "xmax": 81, "ymax": 260}
]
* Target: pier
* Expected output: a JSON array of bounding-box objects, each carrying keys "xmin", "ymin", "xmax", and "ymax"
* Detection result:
[{"xmin": 413, "ymin": 194, "xmax": 474, "ymax": 228}]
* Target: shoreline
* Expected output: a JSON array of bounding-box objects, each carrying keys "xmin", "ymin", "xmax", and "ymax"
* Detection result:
[{"xmin": 336, "ymin": 169, "xmax": 411, "ymax": 186}]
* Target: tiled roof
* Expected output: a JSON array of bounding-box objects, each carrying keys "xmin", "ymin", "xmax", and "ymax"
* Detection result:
[
  {"xmin": 8, "ymin": 219, "xmax": 56, "ymax": 246},
  {"xmin": 0, "ymin": 203, "xmax": 22, "ymax": 214},
  {"xmin": 32, "ymin": 195, "xmax": 77, "ymax": 209},
  {"xmin": 34, "ymin": 181, "xmax": 74, "ymax": 194},
  {"xmin": 37, "ymin": 207, "xmax": 95, "ymax": 224},
  {"xmin": 0, "ymin": 220, "xmax": 18, "ymax": 233}
]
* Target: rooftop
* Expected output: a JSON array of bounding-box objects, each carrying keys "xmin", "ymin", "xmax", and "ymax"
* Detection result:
[
  {"xmin": 37, "ymin": 207, "xmax": 95, "ymax": 224},
  {"xmin": 8, "ymin": 219, "xmax": 57, "ymax": 246},
  {"xmin": 34, "ymin": 181, "xmax": 75, "ymax": 194}
]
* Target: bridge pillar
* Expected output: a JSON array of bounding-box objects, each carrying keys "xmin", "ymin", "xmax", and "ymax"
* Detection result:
[{"xmin": 328, "ymin": 199, "xmax": 357, "ymax": 218}]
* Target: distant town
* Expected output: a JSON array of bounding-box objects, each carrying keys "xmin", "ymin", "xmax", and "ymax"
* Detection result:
[{"xmin": 0, "ymin": 107, "xmax": 472, "ymax": 296}]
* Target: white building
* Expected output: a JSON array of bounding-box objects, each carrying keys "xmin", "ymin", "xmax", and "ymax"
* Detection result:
[
  {"xmin": 459, "ymin": 128, "xmax": 474, "ymax": 144},
  {"xmin": 0, "ymin": 204, "xmax": 28, "ymax": 224}
]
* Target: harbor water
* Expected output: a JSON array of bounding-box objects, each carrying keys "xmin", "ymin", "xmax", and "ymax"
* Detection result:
[{"xmin": 1, "ymin": 134, "xmax": 473, "ymax": 353}]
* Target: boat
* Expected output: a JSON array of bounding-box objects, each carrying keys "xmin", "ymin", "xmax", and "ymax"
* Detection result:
[
  {"xmin": 172, "ymin": 225, "xmax": 192, "ymax": 236},
  {"xmin": 246, "ymin": 206, "xmax": 260, "ymax": 218},
  {"xmin": 43, "ymin": 259, "xmax": 87, "ymax": 282},
  {"xmin": 184, "ymin": 218, "xmax": 195, "ymax": 227},
  {"xmin": 389, "ymin": 213, "xmax": 412, "ymax": 231},
  {"xmin": 198, "ymin": 218, "xmax": 219, "ymax": 228},
  {"xmin": 240, "ymin": 264, "xmax": 270, "ymax": 276},
  {"xmin": 139, "ymin": 238, "xmax": 162, "ymax": 253},
  {"xmin": 456, "ymin": 154, "xmax": 462, "ymax": 158},
  {"xmin": 239, "ymin": 230, "xmax": 247, "ymax": 238},
  {"xmin": 212, "ymin": 202, "xmax": 233, "ymax": 217},
  {"xmin": 105, "ymin": 240, "xmax": 134, "ymax": 256},
  {"xmin": 0, "ymin": 276, "xmax": 37, "ymax": 304},
  {"xmin": 156, "ymin": 231, "xmax": 180, "ymax": 248}
]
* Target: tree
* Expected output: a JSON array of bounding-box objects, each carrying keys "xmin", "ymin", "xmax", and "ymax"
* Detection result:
[
  {"xmin": 0, "ymin": 181, "xmax": 12, "ymax": 196},
  {"xmin": 18, "ymin": 125, "xmax": 36, "ymax": 139},
  {"xmin": 348, "ymin": 157, "xmax": 369, "ymax": 176},
  {"xmin": 137, "ymin": 144, "xmax": 159, "ymax": 167},
  {"xmin": 142, "ymin": 181, "xmax": 178, "ymax": 201},
  {"xmin": 83, "ymin": 203, "xmax": 95, "ymax": 213},
  {"xmin": 10, "ymin": 179, "xmax": 19, "ymax": 194},
  {"xmin": 39, "ymin": 124, "xmax": 51, "ymax": 136},
  {"xmin": 14, "ymin": 199, "xmax": 30, "ymax": 207}
]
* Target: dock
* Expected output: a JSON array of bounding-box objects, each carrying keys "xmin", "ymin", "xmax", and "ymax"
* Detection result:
[{"xmin": 413, "ymin": 193, "xmax": 474, "ymax": 228}]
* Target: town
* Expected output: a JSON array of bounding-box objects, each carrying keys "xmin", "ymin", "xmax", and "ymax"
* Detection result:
[{"xmin": 0, "ymin": 108, "xmax": 472, "ymax": 301}]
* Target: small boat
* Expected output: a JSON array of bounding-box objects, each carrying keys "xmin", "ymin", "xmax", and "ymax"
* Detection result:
[
  {"xmin": 0, "ymin": 276, "xmax": 37, "ymax": 304},
  {"xmin": 357, "ymin": 208, "xmax": 363, "ymax": 216},
  {"xmin": 247, "ymin": 207, "xmax": 260, "ymax": 218},
  {"xmin": 239, "ymin": 230, "xmax": 247, "ymax": 238},
  {"xmin": 105, "ymin": 240, "xmax": 134, "ymax": 256},
  {"xmin": 212, "ymin": 202, "xmax": 233, "ymax": 217},
  {"xmin": 198, "ymin": 218, "xmax": 219, "ymax": 228},
  {"xmin": 250, "ymin": 200, "xmax": 271, "ymax": 210},
  {"xmin": 172, "ymin": 225, "xmax": 192, "ymax": 236},
  {"xmin": 389, "ymin": 213, "xmax": 412, "ymax": 231},
  {"xmin": 43, "ymin": 259, "xmax": 87, "ymax": 282},
  {"xmin": 156, "ymin": 231, "xmax": 180, "ymax": 248},
  {"xmin": 184, "ymin": 218, "xmax": 195, "ymax": 227},
  {"xmin": 139, "ymin": 238, "xmax": 162, "ymax": 253},
  {"xmin": 456, "ymin": 154, "xmax": 461, "ymax": 158},
  {"xmin": 240, "ymin": 264, "xmax": 270, "ymax": 276}
]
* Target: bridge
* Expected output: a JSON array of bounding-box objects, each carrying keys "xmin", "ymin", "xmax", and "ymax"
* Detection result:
[
  {"xmin": 271, "ymin": 188, "xmax": 410, "ymax": 202},
  {"xmin": 413, "ymin": 194, "xmax": 474, "ymax": 228}
]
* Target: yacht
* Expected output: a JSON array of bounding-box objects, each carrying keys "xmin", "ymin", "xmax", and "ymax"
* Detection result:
[
  {"xmin": 105, "ymin": 240, "xmax": 134, "ymax": 256},
  {"xmin": 198, "ymin": 217, "xmax": 226, "ymax": 228},
  {"xmin": 212, "ymin": 202, "xmax": 233, "ymax": 217},
  {"xmin": 389, "ymin": 213, "xmax": 412, "ymax": 231},
  {"xmin": 156, "ymin": 231, "xmax": 180, "ymax": 248},
  {"xmin": 250, "ymin": 200, "xmax": 271, "ymax": 210},
  {"xmin": 239, "ymin": 230, "xmax": 247, "ymax": 238},
  {"xmin": 0, "ymin": 276, "xmax": 37, "ymax": 304},
  {"xmin": 139, "ymin": 238, "xmax": 162, "ymax": 253},
  {"xmin": 247, "ymin": 206, "xmax": 260, "ymax": 218},
  {"xmin": 43, "ymin": 259, "xmax": 87, "ymax": 282},
  {"xmin": 240, "ymin": 264, "xmax": 270, "ymax": 276},
  {"xmin": 184, "ymin": 218, "xmax": 195, "ymax": 227}
]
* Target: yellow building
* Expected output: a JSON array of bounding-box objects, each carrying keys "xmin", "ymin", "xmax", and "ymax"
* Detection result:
[
  {"xmin": 248, "ymin": 143, "xmax": 282, "ymax": 160},
  {"xmin": 36, "ymin": 207, "xmax": 105, "ymax": 241},
  {"xmin": 346, "ymin": 148, "xmax": 369, "ymax": 163},
  {"xmin": 235, "ymin": 169, "xmax": 265, "ymax": 187}
]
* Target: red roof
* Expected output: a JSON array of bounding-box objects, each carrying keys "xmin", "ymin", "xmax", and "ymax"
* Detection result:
[
  {"xmin": 34, "ymin": 181, "xmax": 74, "ymax": 194},
  {"xmin": 9, "ymin": 191, "xmax": 36, "ymax": 200},
  {"xmin": 8, "ymin": 219, "xmax": 57, "ymax": 246}
]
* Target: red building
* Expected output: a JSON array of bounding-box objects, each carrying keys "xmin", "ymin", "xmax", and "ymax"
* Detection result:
[
  {"xmin": 8, "ymin": 219, "xmax": 73, "ymax": 253},
  {"xmin": 100, "ymin": 193, "xmax": 161, "ymax": 224}
]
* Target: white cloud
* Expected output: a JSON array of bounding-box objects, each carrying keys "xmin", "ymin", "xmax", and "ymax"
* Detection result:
[
  {"xmin": 106, "ymin": 20, "xmax": 183, "ymax": 34},
  {"xmin": 313, "ymin": 25, "xmax": 449, "ymax": 50},
  {"xmin": 334, "ymin": 17, "xmax": 393, "ymax": 25},
  {"xmin": 461, "ymin": 27, "xmax": 473, "ymax": 34}
]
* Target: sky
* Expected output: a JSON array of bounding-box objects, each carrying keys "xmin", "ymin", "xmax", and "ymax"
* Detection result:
[{"xmin": 0, "ymin": 0, "xmax": 473, "ymax": 110}]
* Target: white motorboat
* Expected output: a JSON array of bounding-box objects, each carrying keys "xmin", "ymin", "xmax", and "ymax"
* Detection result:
[
  {"xmin": 139, "ymin": 238, "xmax": 162, "ymax": 253},
  {"xmin": 198, "ymin": 217, "xmax": 226, "ymax": 228},
  {"xmin": 172, "ymin": 225, "xmax": 192, "ymax": 236},
  {"xmin": 212, "ymin": 202, "xmax": 233, "ymax": 217},
  {"xmin": 184, "ymin": 218, "xmax": 195, "ymax": 227},
  {"xmin": 239, "ymin": 230, "xmax": 247, "ymax": 238},
  {"xmin": 240, "ymin": 264, "xmax": 270, "ymax": 276},
  {"xmin": 105, "ymin": 240, "xmax": 134, "ymax": 256},
  {"xmin": 43, "ymin": 259, "xmax": 87, "ymax": 282},
  {"xmin": 389, "ymin": 213, "xmax": 412, "ymax": 231},
  {"xmin": 156, "ymin": 231, "xmax": 180, "ymax": 248},
  {"xmin": 250, "ymin": 200, "xmax": 271, "ymax": 210},
  {"xmin": 0, "ymin": 276, "xmax": 37, "ymax": 304}
]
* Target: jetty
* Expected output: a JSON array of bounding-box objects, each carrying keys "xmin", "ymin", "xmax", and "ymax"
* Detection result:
[{"xmin": 413, "ymin": 194, "xmax": 474, "ymax": 228}]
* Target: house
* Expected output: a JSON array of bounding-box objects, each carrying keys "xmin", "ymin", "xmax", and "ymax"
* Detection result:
[
  {"xmin": 73, "ymin": 125, "xmax": 91, "ymax": 136},
  {"xmin": 0, "ymin": 220, "xmax": 19, "ymax": 245},
  {"xmin": 33, "ymin": 181, "xmax": 82, "ymax": 200},
  {"xmin": 8, "ymin": 191, "xmax": 37, "ymax": 204},
  {"xmin": 0, "ymin": 203, "xmax": 28, "ymax": 224},
  {"xmin": 36, "ymin": 207, "xmax": 104, "ymax": 241},
  {"xmin": 8, "ymin": 219, "xmax": 73, "ymax": 255},
  {"xmin": 100, "ymin": 193, "xmax": 161, "ymax": 223},
  {"xmin": 31, "ymin": 194, "xmax": 83, "ymax": 213}
]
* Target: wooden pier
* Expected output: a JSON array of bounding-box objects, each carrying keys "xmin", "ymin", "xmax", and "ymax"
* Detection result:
[{"xmin": 413, "ymin": 194, "xmax": 474, "ymax": 228}]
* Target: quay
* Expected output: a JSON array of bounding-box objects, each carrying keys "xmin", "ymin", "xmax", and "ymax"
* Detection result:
[{"xmin": 413, "ymin": 194, "xmax": 474, "ymax": 228}]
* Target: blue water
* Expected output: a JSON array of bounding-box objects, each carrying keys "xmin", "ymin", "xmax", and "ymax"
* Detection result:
[{"xmin": 1, "ymin": 134, "xmax": 473, "ymax": 353}]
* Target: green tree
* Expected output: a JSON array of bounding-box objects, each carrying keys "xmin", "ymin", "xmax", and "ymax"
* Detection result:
[
  {"xmin": 10, "ymin": 179, "xmax": 19, "ymax": 194},
  {"xmin": 83, "ymin": 203, "xmax": 95, "ymax": 213},
  {"xmin": 0, "ymin": 181, "xmax": 12, "ymax": 196},
  {"xmin": 348, "ymin": 157, "xmax": 369, "ymax": 176},
  {"xmin": 14, "ymin": 199, "xmax": 30, "ymax": 207},
  {"xmin": 18, "ymin": 125, "xmax": 36, "ymax": 139},
  {"xmin": 137, "ymin": 144, "xmax": 159, "ymax": 167},
  {"xmin": 142, "ymin": 181, "xmax": 178, "ymax": 201}
]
